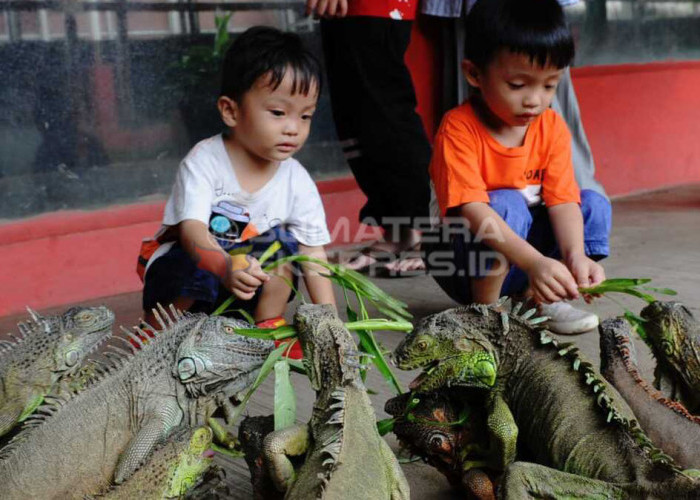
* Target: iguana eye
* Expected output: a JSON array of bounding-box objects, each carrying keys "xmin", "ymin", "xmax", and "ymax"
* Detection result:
[
  {"xmin": 428, "ymin": 433, "xmax": 450, "ymax": 453},
  {"xmin": 224, "ymin": 326, "xmax": 235, "ymax": 334},
  {"xmin": 417, "ymin": 341, "xmax": 428, "ymax": 351}
]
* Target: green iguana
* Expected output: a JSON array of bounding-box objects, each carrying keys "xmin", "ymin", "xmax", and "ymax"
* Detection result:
[
  {"xmin": 600, "ymin": 316, "xmax": 700, "ymax": 470},
  {"xmin": 261, "ymin": 304, "xmax": 410, "ymax": 499},
  {"xmin": 385, "ymin": 391, "xmax": 497, "ymax": 500},
  {"xmin": 0, "ymin": 307, "xmax": 274, "ymax": 499},
  {"xmin": 96, "ymin": 425, "xmax": 216, "ymax": 499},
  {"xmin": 393, "ymin": 302, "xmax": 700, "ymax": 498},
  {"xmin": 641, "ymin": 301, "xmax": 700, "ymax": 413},
  {"xmin": 0, "ymin": 305, "xmax": 114, "ymax": 437}
]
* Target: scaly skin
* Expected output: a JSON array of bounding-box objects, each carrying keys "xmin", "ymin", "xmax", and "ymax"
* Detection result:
[
  {"xmin": 0, "ymin": 306, "xmax": 114, "ymax": 437},
  {"xmin": 641, "ymin": 301, "xmax": 700, "ymax": 413},
  {"xmin": 0, "ymin": 307, "xmax": 273, "ymax": 499},
  {"xmin": 239, "ymin": 415, "xmax": 284, "ymax": 500},
  {"xmin": 262, "ymin": 304, "xmax": 410, "ymax": 500},
  {"xmin": 385, "ymin": 390, "xmax": 496, "ymax": 500},
  {"xmin": 393, "ymin": 303, "xmax": 700, "ymax": 498},
  {"xmin": 600, "ymin": 317, "xmax": 700, "ymax": 470},
  {"xmin": 98, "ymin": 426, "xmax": 215, "ymax": 499}
]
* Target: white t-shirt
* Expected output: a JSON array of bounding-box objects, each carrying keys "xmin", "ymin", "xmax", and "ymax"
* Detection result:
[{"xmin": 148, "ymin": 134, "xmax": 331, "ymax": 269}]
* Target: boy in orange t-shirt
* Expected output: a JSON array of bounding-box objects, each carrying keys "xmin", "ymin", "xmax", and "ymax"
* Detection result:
[{"xmin": 427, "ymin": 0, "xmax": 612, "ymax": 334}]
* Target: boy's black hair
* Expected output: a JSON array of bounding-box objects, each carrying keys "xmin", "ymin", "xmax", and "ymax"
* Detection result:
[
  {"xmin": 464, "ymin": 0, "xmax": 575, "ymax": 69},
  {"xmin": 220, "ymin": 26, "xmax": 322, "ymax": 101}
]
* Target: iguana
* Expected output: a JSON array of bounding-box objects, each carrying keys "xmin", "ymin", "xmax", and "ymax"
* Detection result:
[
  {"xmin": 600, "ymin": 316, "xmax": 700, "ymax": 470},
  {"xmin": 385, "ymin": 390, "xmax": 497, "ymax": 500},
  {"xmin": 0, "ymin": 305, "xmax": 114, "ymax": 437},
  {"xmin": 239, "ymin": 415, "xmax": 285, "ymax": 500},
  {"xmin": 640, "ymin": 301, "xmax": 700, "ymax": 413},
  {"xmin": 95, "ymin": 425, "xmax": 216, "ymax": 499},
  {"xmin": 393, "ymin": 302, "xmax": 700, "ymax": 498},
  {"xmin": 261, "ymin": 304, "xmax": 410, "ymax": 499},
  {"xmin": 0, "ymin": 307, "xmax": 274, "ymax": 499}
]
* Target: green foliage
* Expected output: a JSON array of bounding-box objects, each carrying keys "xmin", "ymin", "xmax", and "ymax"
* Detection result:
[
  {"xmin": 212, "ymin": 241, "xmax": 413, "ymax": 431},
  {"xmin": 579, "ymin": 278, "xmax": 678, "ymax": 341},
  {"xmin": 274, "ymin": 357, "xmax": 297, "ymax": 430},
  {"xmin": 174, "ymin": 12, "xmax": 233, "ymax": 90},
  {"xmin": 579, "ymin": 278, "xmax": 677, "ymax": 304}
]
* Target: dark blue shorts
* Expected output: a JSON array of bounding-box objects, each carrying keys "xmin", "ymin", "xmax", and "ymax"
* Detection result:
[
  {"xmin": 142, "ymin": 226, "xmax": 299, "ymax": 315},
  {"xmin": 424, "ymin": 189, "xmax": 612, "ymax": 305}
]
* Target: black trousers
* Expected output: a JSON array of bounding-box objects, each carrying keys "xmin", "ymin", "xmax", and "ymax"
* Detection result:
[{"xmin": 321, "ymin": 17, "xmax": 432, "ymax": 229}]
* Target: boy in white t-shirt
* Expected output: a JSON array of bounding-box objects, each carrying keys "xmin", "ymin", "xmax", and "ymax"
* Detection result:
[{"xmin": 139, "ymin": 27, "xmax": 335, "ymax": 336}]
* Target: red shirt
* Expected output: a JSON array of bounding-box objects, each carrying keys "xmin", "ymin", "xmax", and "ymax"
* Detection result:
[{"xmin": 348, "ymin": 0, "xmax": 419, "ymax": 20}]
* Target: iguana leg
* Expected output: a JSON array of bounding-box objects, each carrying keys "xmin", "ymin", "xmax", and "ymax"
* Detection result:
[
  {"xmin": 114, "ymin": 403, "xmax": 183, "ymax": 483},
  {"xmin": 463, "ymin": 469, "xmax": 495, "ymax": 500},
  {"xmin": 499, "ymin": 462, "xmax": 626, "ymax": 500},
  {"xmin": 378, "ymin": 437, "xmax": 410, "ymax": 500},
  {"xmin": 263, "ymin": 424, "xmax": 309, "ymax": 493},
  {"xmin": 486, "ymin": 392, "xmax": 518, "ymax": 471},
  {"xmin": 207, "ymin": 417, "xmax": 239, "ymax": 450}
]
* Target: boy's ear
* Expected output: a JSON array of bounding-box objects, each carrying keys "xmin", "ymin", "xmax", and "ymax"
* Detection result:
[
  {"xmin": 217, "ymin": 96, "xmax": 239, "ymax": 128},
  {"xmin": 461, "ymin": 59, "xmax": 481, "ymax": 88}
]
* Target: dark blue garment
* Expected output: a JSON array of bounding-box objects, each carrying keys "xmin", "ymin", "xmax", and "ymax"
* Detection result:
[
  {"xmin": 425, "ymin": 189, "xmax": 611, "ymax": 304},
  {"xmin": 142, "ymin": 225, "xmax": 299, "ymax": 316}
]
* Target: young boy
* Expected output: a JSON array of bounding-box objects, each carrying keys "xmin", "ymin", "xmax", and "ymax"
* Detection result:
[
  {"xmin": 427, "ymin": 0, "xmax": 612, "ymax": 334},
  {"xmin": 139, "ymin": 26, "xmax": 335, "ymax": 330}
]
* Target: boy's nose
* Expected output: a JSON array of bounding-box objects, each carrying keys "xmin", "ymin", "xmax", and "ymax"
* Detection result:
[
  {"xmin": 523, "ymin": 94, "xmax": 540, "ymax": 109},
  {"xmin": 283, "ymin": 121, "xmax": 299, "ymax": 135}
]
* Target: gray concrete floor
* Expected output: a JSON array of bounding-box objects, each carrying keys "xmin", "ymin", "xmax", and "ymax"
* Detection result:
[{"xmin": 1, "ymin": 184, "xmax": 699, "ymax": 499}]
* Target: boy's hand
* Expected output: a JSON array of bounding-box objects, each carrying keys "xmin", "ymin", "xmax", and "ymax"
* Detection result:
[
  {"xmin": 306, "ymin": 0, "xmax": 348, "ymax": 17},
  {"xmin": 226, "ymin": 255, "xmax": 270, "ymax": 301},
  {"xmin": 524, "ymin": 256, "xmax": 580, "ymax": 304},
  {"xmin": 565, "ymin": 253, "xmax": 606, "ymax": 303}
]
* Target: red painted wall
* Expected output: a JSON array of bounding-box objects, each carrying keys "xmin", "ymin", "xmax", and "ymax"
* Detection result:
[{"xmin": 572, "ymin": 61, "xmax": 700, "ymax": 196}]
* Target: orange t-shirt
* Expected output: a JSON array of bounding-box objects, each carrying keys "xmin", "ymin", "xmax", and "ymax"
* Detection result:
[{"xmin": 430, "ymin": 101, "xmax": 581, "ymax": 217}]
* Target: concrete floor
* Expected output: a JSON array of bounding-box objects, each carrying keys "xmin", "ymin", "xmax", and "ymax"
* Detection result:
[{"xmin": 1, "ymin": 184, "xmax": 699, "ymax": 498}]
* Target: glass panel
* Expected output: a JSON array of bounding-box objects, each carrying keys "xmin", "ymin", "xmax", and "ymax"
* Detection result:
[
  {"xmin": 566, "ymin": 1, "xmax": 700, "ymax": 66},
  {"xmin": 0, "ymin": 1, "xmax": 346, "ymax": 221}
]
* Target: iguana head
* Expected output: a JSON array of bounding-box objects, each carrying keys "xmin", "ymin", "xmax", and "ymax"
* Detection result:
[
  {"xmin": 393, "ymin": 309, "xmax": 498, "ymax": 393},
  {"xmin": 52, "ymin": 306, "xmax": 114, "ymax": 375},
  {"xmin": 175, "ymin": 316, "xmax": 274, "ymax": 398},
  {"xmin": 166, "ymin": 426, "xmax": 215, "ymax": 497},
  {"xmin": 641, "ymin": 301, "xmax": 700, "ymax": 389},
  {"xmin": 294, "ymin": 304, "xmax": 357, "ymax": 391},
  {"xmin": 385, "ymin": 391, "xmax": 461, "ymax": 465}
]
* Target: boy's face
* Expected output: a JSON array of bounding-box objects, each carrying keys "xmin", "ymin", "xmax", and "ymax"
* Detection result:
[
  {"xmin": 463, "ymin": 50, "xmax": 564, "ymax": 128},
  {"xmin": 219, "ymin": 68, "xmax": 318, "ymax": 164}
]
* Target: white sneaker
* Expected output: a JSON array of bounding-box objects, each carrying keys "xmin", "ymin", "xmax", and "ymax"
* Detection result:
[{"xmin": 538, "ymin": 302, "xmax": 599, "ymax": 335}]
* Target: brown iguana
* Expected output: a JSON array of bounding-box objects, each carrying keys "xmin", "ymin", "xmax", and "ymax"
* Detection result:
[
  {"xmin": 260, "ymin": 304, "xmax": 410, "ymax": 499},
  {"xmin": 393, "ymin": 301, "xmax": 700, "ymax": 498},
  {"xmin": 0, "ymin": 307, "xmax": 274, "ymax": 499},
  {"xmin": 641, "ymin": 301, "xmax": 700, "ymax": 413},
  {"xmin": 0, "ymin": 305, "xmax": 114, "ymax": 437},
  {"xmin": 385, "ymin": 390, "xmax": 497, "ymax": 500},
  {"xmin": 600, "ymin": 316, "xmax": 700, "ymax": 470}
]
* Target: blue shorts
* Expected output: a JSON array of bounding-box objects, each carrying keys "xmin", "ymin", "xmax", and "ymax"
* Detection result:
[
  {"xmin": 142, "ymin": 226, "xmax": 299, "ymax": 315},
  {"xmin": 424, "ymin": 189, "xmax": 612, "ymax": 304}
]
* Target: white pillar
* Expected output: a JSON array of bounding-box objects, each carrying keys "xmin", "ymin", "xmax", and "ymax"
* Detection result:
[{"xmin": 38, "ymin": 9, "xmax": 50, "ymax": 41}]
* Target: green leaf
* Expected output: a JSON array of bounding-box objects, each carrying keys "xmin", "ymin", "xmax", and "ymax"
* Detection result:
[
  {"xmin": 234, "ymin": 309, "xmax": 255, "ymax": 324},
  {"xmin": 274, "ymin": 360, "xmax": 296, "ymax": 430},
  {"xmin": 640, "ymin": 286, "xmax": 678, "ymax": 296},
  {"xmin": 227, "ymin": 343, "xmax": 288, "ymax": 426},
  {"xmin": 623, "ymin": 311, "xmax": 649, "ymax": 342},
  {"xmin": 376, "ymin": 418, "xmax": 395, "ymax": 436}
]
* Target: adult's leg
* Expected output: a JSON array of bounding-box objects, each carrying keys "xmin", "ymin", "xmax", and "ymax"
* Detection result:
[
  {"xmin": 552, "ymin": 68, "xmax": 608, "ymax": 199},
  {"xmin": 321, "ymin": 17, "xmax": 431, "ymax": 270}
]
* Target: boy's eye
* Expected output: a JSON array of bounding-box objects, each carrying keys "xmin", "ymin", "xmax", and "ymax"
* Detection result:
[
  {"xmin": 269, "ymin": 109, "xmax": 285, "ymax": 117},
  {"xmin": 507, "ymin": 82, "xmax": 524, "ymax": 90},
  {"xmin": 544, "ymin": 84, "xmax": 556, "ymax": 91},
  {"xmin": 301, "ymin": 114, "xmax": 313, "ymax": 121}
]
